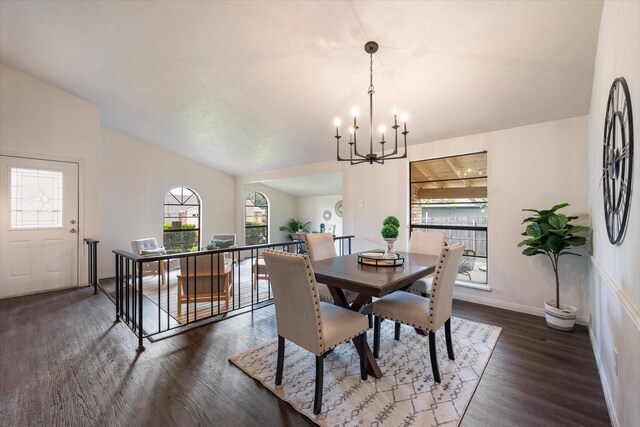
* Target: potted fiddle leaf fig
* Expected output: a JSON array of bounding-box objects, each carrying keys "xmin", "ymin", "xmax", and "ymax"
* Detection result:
[
  {"xmin": 381, "ymin": 216, "xmax": 400, "ymax": 258},
  {"xmin": 517, "ymin": 203, "xmax": 590, "ymax": 331}
]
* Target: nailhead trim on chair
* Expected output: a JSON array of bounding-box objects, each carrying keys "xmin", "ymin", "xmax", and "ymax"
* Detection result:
[
  {"xmin": 375, "ymin": 313, "xmax": 431, "ymax": 332},
  {"xmin": 428, "ymin": 246, "xmax": 449, "ymax": 326},
  {"xmin": 264, "ymin": 249, "xmax": 325, "ymax": 352},
  {"xmin": 323, "ymin": 329, "xmax": 369, "ymax": 353}
]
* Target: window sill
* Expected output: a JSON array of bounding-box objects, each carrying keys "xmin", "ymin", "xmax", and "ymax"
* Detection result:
[{"xmin": 455, "ymin": 280, "xmax": 491, "ymax": 292}]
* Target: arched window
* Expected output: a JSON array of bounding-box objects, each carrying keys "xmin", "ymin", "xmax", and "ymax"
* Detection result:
[
  {"xmin": 245, "ymin": 191, "xmax": 268, "ymax": 245},
  {"xmin": 163, "ymin": 187, "xmax": 201, "ymax": 252}
]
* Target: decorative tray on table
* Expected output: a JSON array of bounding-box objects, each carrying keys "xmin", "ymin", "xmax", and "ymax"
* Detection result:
[{"xmin": 357, "ymin": 250, "xmax": 405, "ymax": 267}]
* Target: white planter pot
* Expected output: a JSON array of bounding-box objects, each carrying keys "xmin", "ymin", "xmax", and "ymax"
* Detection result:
[
  {"xmin": 544, "ymin": 300, "xmax": 577, "ymax": 332},
  {"xmin": 383, "ymin": 238, "xmax": 397, "ymax": 258}
]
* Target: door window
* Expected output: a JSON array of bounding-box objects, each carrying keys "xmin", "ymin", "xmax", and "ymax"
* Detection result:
[{"xmin": 9, "ymin": 167, "xmax": 63, "ymax": 229}]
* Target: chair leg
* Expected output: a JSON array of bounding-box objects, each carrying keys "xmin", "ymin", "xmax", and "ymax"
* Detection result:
[
  {"xmin": 445, "ymin": 318, "xmax": 455, "ymax": 360},
  {"xmin": 395, "ymin": 322, "xmax": 401, "ymax": 340},
  {"xmin": 368, "ymin": 312, "xmax": 373, "ymax": 329},
  {"xmin": 253, "ymin": 264, "xmax": 258, "ymax": 290},
  {"xmin": 313, "ymin": 355, "xmax": 324, "ymax": 415},
  {"xmin": 373, "ymin": 316, "xmax": 381, "ymax": 358},
  {"xmin": 429, "ymin": 331, "xmax": 441, "ymax": 383},
  {"xmin": 358, "ymin": 333, "xmax": 368, "ymax": 380},
  {"xmin": 275, "ymin": 336, "xmax": 285, "ymax": 386}
]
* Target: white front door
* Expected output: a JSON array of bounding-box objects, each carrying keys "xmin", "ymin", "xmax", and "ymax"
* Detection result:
[{"xmin": 0, "ymin": 156, "xmax": 79, "ymax": 298}]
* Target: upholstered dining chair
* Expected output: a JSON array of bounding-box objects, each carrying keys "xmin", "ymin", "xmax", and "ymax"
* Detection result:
[
  {"xmin": 406, "ymin": 231, "xmax": 446, "ymax": 297},
  {"xmin": 262, "ymin": 249, "xmax": 369, "ymax": 415},
  {"xmin": 131, "ymin": 238, "xmax": 167, "ymax": 284},
  {"xmin": 372, "ymin": 243, "xmax": 465, "ymax": 384},
  {"xmin": 304, "ymin": 233, "xmax": 358, "ymax": 305},
  {"xmin": 176, "ymin": 253, "xmax": 233, "ymax": 316}
]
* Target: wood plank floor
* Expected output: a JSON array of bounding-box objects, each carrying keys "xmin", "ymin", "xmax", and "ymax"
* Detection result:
[{"xmin": 0, "ymin": 286, "xmax": 610, "ymax": 426}]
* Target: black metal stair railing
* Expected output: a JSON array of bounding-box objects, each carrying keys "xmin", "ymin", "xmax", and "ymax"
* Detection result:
[
  {"xmin": 112, "ymin": 235, "xmax": 354, "ymax": 351},
  {"xmin": 84, "ymin": 238, "xmax": 99, "ymax": 295}
]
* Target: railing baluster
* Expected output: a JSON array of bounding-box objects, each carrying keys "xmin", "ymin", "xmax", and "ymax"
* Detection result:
[
  {"xmin": 137, "ymin": 260, "xmax": 145, "ymax": 352},
  {"xmin": 84, "ymin": 239, "xmax": 99, "ymax": 295},
  {"xmin": 115, "ymin": 254, "xmax": 120, "ymax": 322}
]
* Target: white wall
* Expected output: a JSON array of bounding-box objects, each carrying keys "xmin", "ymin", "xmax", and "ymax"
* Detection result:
[
  {"xmin": 239, "ymin": 183, "xmax": 297, "ymax": 244},
  {"xmin": 99, "ymin": 126, "xmax": 236, "ymax": 278},
  {"xmin": 297, "ymin": 195, "xmax": 343, "ymax": 236},
  {"xmin": 0, "ymin": 64, "xmax": 100, "ymax": 286},
  {"xmin": 343, "ymin": 116, "xmax": 590, "ymax": 320},
  {"xmin": 587, "ymin": 2, "xmax": 640, "ymax": 425}
]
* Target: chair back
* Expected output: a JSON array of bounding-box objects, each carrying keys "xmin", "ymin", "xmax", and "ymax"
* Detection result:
[
  {"xmin": 428, "ymin": 243, "xmax": 465, "ymax": 330},
  {"xmin": 409, "ymin": 231, "xmax": 445, "ymax": 256},
  {"xmin": 179, "ymin": 254, "xmax": 230, "ymax": 294},
  {"xmin": 458, "ymin": 249, "xmax": 476, "ymax": 274},
  {"xmin": 131, "ymin": 238, "xmax": 159, "ymax": 254},
  {"xmin": 263, "ymin": 250, "xmax": 323, "ymax": 355},
  {"xmin": 211, "ymin": 234, "xmax": 236, "ymax": 245},
  {"xmin": 305, "ymin": 233, "xmax": 336, "ymax": 262}
]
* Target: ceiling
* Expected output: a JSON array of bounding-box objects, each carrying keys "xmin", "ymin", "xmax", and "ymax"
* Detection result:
[
  {"xmin": 257, "ymin": 172, "xmax": 343, "ymax": 198},
  {"xmin": 0, "ymin": 1, "xmax": 603, "ymax": 177},
  {"xmin": 411, "ymin": 152, "xmax": 487, "ymax": 200}
]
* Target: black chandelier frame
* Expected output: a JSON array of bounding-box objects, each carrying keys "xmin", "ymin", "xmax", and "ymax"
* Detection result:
[{"xmin": 334, "ymin": 41, "xmax": 408, "ymax": 165}]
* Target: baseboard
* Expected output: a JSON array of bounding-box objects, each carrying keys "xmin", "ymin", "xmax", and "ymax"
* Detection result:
[
  {"xmin": 589, "ymin": 326, "xmax": 619, "ymax": 427},
  {"xmin": 0, "ymin": 283, "xmax": 84, "ymax": 300},
  {"xmin": 453, "ymin": 292, "xmax": 588, "ymax": 325}
]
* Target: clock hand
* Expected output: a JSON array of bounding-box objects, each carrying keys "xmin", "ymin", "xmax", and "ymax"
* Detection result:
[{"xmin": 615, "ymin": 144, "xmax": 630, "ymax": 160}]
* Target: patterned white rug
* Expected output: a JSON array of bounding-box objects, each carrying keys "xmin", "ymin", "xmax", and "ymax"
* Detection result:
[{"xmin": 229, "ymin": 317, "xmax": 501, "ymax": 426}]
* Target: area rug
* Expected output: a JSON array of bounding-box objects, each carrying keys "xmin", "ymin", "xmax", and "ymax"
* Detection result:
[{"xmin": 229, "ymin": 317, "xmax": 501, "ymax": 426}]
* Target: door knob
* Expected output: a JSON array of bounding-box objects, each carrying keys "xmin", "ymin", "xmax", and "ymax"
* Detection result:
[{"xmin": 70, "ymin": 228, "xmax": 77, "ymax": 233}]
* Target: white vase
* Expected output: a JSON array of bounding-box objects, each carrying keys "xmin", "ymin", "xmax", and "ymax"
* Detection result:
[
  {"xmin": 544, "ymin": 300, "xmax": 577, "ymax": 331},
  {"xmin": 383, "ymin": 238, "xmax": 397, "ymax": 259}
]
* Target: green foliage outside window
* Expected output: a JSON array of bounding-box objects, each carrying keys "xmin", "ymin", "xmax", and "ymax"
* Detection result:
[
  {"xmin": 163, "ymin": 223, "xmax": 198, "ymax": 252},
  {"xmin": 245, "ymin": 221, "xmax": 267, "ymax": 245}
]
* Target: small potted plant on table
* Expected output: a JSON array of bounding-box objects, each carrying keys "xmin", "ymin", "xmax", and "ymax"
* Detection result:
[
  {"xmin": 381, "ymin": 216, "xmax": 400, "ymax": 258},
  {"xmin": 517, "ymin": 203, "xmax": 590, "ymax": 331}
]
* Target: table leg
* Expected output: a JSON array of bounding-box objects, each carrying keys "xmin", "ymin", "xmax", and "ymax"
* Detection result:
[{"xmin": 327, "ymin": 287, "xmax": 383, "ymax": 379}]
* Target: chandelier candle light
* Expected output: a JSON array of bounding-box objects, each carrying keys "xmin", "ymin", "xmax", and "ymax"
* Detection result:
[{"xmin": 333, "ymin": 41, "xmax": 409, "ymax": 165}]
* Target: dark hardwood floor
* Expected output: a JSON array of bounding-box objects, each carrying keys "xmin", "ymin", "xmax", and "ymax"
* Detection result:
[{"xmin": 0, "ymin": 287, "xmax": 610, "ymax": 426}]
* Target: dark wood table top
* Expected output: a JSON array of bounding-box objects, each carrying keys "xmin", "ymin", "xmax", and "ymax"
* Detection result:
[{"xmin": 312, "ymin": 251, "xmax": 438, "ymax": 298}]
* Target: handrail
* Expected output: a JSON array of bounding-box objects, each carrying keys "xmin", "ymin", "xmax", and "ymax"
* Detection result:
[
  {"xmin": 411, "ymin": 224, "xmax": 487, "ymax": 232},
  {"xmin": 113, "ymin": 235, "xmax": 356, "ymax": 262}
]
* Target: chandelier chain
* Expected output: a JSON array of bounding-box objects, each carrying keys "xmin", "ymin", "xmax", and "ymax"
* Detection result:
[{"xmin": 368, "ymin": 54, "xmax": 375, "ymax": 95}]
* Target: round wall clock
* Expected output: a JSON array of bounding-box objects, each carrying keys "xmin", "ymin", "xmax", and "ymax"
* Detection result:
[
  {"xmin": 602, "ymin": 77, "xmax": 634, "ymax": 245},
  {"xmin": 335, "ymin": 200, "xmax": 343, "ymax": 217}
]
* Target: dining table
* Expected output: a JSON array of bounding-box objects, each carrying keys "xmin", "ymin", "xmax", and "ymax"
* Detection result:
[{"xmin": 312, "ymin": 251, "xmax": 438, "ymax": 379}]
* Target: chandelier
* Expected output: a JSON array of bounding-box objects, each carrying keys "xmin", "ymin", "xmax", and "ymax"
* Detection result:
[{"xmin": 333, "ymin": 41, "xmax": 408, "ymax": 165}]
